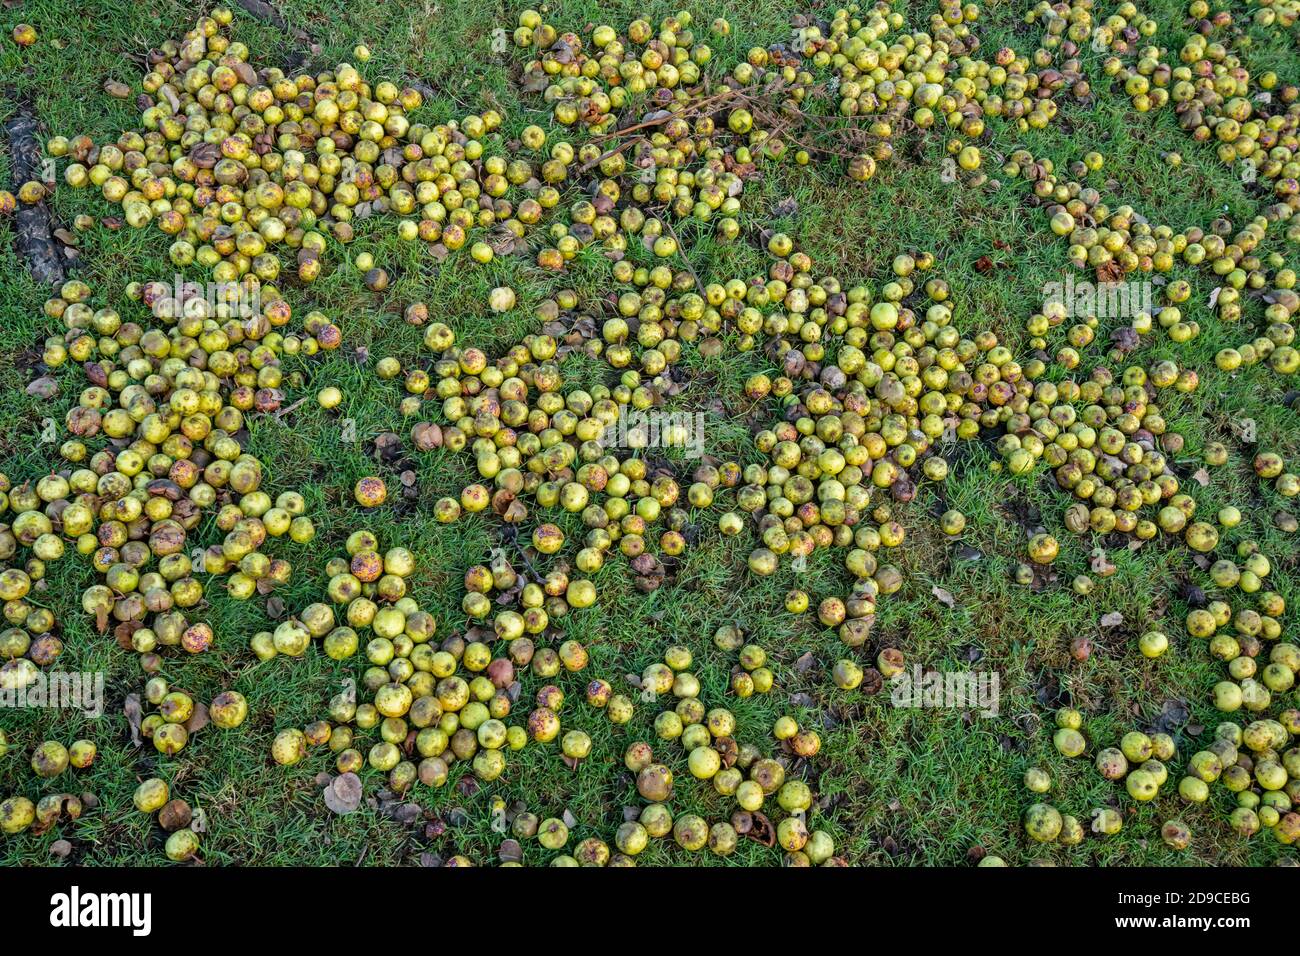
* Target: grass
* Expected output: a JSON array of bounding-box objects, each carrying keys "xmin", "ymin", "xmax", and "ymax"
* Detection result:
[{"xmin": 0, "ymin": 0, "xmax": 1296, "ymax": 866}]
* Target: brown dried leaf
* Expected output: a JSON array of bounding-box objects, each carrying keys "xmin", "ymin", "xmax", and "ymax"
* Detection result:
[
  {"xmin": 113, "ymin": 620, "xmax": 140, "ymax": 650},
  {"xmin": 520, "ymin": 71, "xmax": 549, "ymax": 94},
  {"xmin": 324, "ymin": 772, "xmax": 363, "ymax": 815},
  {"xmin": 1097, "ymin": 260, "xmax": 1124, "ymax": 284},
  {"xmin": 772, "ymin": 196, "xmax": 800, "ymax": 218},
  {"xmin": 185, "ymin": 702, "xmax": 210, "ymax": 734},
  {"xmin": 373, "ymin": 432, "xmax": 403, "ymax": 461},
  {"xmin": 388, "ymin": 802, "xmax": 423, "ymax": 824},
  {"xmin": 124, "ymin": 694, "xmax": 143, "ymax": 746},
  {"xmin": 861, "ymin": 668, "xmax": 884, "ymax": 696}
]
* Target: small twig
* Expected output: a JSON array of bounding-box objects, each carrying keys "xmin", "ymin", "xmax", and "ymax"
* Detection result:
[
  {"xmin": 497, "ymin": 525, "xmax": 545, "ymax": 584},
  {"xmin": 579, "ymin": 136, "xmax": 646, "ymax": 172},
  {"xmin": 589, "ymin": 87, "xmax": 745, "ymax": 145},
  {"xmin": 658, "ymin": 216, "xmax": 705, "ymax": 298},
  {"xmin": 271, "ymin": 397, "xmax": 307, "ymax": 420}
]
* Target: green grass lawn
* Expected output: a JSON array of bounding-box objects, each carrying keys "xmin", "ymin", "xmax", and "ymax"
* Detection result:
[{"xmin": 0, "ymin": 0, "xmax": 1297, "ymax": 866}]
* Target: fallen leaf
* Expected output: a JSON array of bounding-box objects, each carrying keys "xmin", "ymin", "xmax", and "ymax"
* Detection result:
[
  {"xmin": 1151, "ymin": 699, "xmax": 1189, "ymax": 734},
  {"xmin": 1111, "ymin": 327, "xmax": 1139, "ymax": 353},
  {"xmin": 124, "ymin": 694, "xmax": 143, "ymax": 746},
  {"xmin": 373, "ymin": 432, "xmax": 403, "ymax": 461},
  {"xmin": 388, "ymin": 803, "xmax": 422, "ymax": 824},
  {"xmin": 932, "ymin": 585, "xmax": 956, "ymax": 608},
  {"xmin": 444, "ymin": 807, "xmax": 470, "ymax": 827},
  {"xmin": 772, "ymin": 196, "xmax": 800, "ymax": 218},
  {"xmin": 861, "ymin": 668, "xmax": 884, "ymax": 695},
  {"xmin": 26, "ymin": 376, "xmax": 59, "ymax": 399},
  {"xmin": 185, "ymin": 702, "xmax": 210, "ymax": 734},
  {"xmin": 1097, "ymin": 260, "xmax": 1123, "ymax": 284},
  {"xmin": 323, "ymin": 772, "xmax": 363, "ymax": 815}
]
